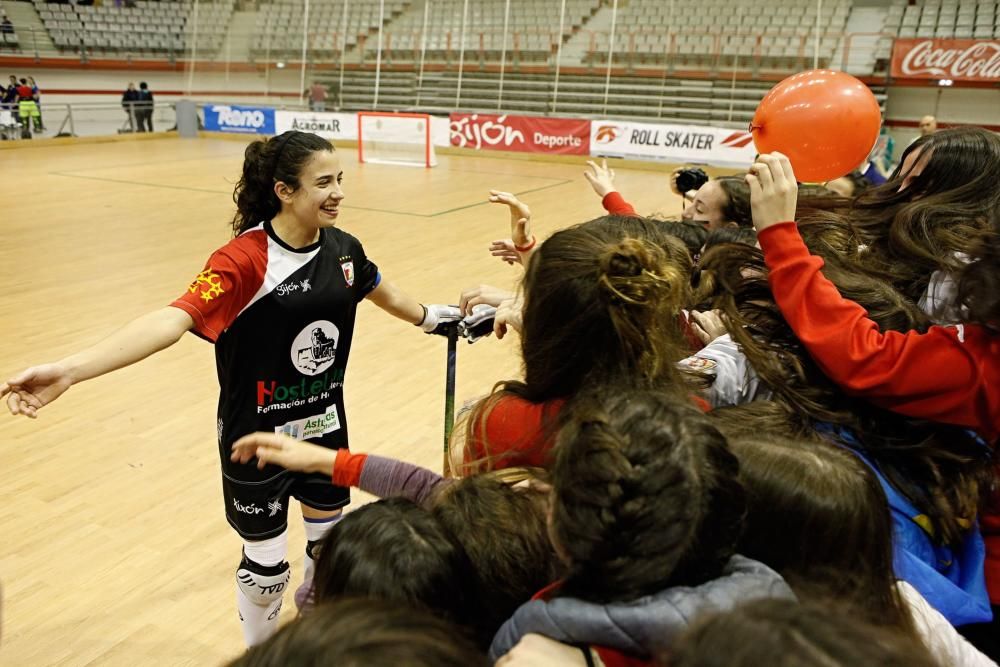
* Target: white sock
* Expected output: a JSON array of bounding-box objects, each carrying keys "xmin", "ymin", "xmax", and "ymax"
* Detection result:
[
  {"xmin": 236, "ymin": 531, "xmax": 289, "ymax": 647},
  {"xmin": 298, "ymin": 513, "xmax": 342, "ymax": 610}
]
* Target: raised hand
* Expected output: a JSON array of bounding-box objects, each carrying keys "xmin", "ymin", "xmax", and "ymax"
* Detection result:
[
  {"xmin": 746, "ymin": 152, "xmax": 798, "ymax": 233},
  {"xmin": 488, "ymin": 190, "xmax": 533, "ymax": 250},
  {"xmin": 583, "ymin": 159, "xmax": 617, "ymax": 198}
]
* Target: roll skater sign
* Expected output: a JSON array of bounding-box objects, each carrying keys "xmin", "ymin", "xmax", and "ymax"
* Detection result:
[
  {"xmin": 590, "ymin": 120, "xmax": 756, "ymax": 168},
  {"xmin": 892, "ymin": 39, "xmax": 1000, "ymax": 82}
]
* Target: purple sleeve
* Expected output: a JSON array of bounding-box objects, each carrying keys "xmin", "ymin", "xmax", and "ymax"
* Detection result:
[{"xmin": 356, "ymin": 454, "xmax": 454, "ymax": 507}]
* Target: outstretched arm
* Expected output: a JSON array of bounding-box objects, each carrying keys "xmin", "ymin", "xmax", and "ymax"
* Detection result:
[
  {"xmin": 2, "ymin": 306, "xmax": 193, "ymax": 418},
  {"xmin": 232, "ymin": 433, "xmax": 450, "ymax": 506},
  {"xmin": 366, "ymin": 280, "xmax": 462, "ymax": 334}
]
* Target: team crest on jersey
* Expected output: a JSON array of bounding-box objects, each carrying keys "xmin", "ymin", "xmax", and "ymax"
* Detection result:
[
  {"xmin": 188, "ymin": 269, "xmax": 225, "ymax": 303},
  {"xmin": 291, "ymin": 320, "xmax": 340, "ymax": 375},
  {"xmin": 340, "ymin": 258, "xmax": 355, "ymax": 287}
]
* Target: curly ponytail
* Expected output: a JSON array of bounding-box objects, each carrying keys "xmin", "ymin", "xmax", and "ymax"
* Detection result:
[
  {"xmin": 231, "ymin": 131, "xmax": 334, "ymax": 236},
  {"xmin": 551, "ymin": 390, "xmax": 745, "ymax": 604},
  {"xmin": 597, "ymin": 238, "xmax": 687, "ymax": 385},
  {"xmin": 459, "ymin": 216, "xmax": 698, "ymax": 474}
]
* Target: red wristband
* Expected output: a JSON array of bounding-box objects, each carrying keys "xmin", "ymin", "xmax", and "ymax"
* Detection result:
[{"xmin": 514, "ymin": 236, "xmax": 537, "ymax": 253}]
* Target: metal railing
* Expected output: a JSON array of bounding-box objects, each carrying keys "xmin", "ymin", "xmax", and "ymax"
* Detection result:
[{"xmin": 0, "ymin": 101, "xmax": 178, "ymax": 140}]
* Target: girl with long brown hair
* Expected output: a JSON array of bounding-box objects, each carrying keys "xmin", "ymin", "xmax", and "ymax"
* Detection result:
[
  {"xmin": 458, "ymin": 215, "xmax": 702, "ymax": 475},
  {"xmin": 746, "ymin": 133, "xmax": 1000, "ymax": 654}
]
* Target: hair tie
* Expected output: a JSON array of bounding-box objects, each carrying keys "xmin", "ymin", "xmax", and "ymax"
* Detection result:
[{"xmin": 271, "ymin": 131, "xmax": 297, "ymax": 181}]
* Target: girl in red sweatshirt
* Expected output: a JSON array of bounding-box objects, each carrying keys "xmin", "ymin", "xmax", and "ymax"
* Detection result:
[{"xmin": 749, "ymin": 137, "xmax": 1000, "ymax": 655}]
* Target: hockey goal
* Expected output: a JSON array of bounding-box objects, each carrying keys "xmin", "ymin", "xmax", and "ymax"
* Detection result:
[{"xmin": 357, "ymin": 111, "xmax": 437, "ymax": 168}]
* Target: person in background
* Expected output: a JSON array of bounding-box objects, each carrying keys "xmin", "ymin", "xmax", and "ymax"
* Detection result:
[
  {"xmin": 136, "ymin": 81, "xmax": 153, "ymax": 132},
  {"xmin": 919, "ymin": 115, "xmax": 938, "ymax": 137},
  {"xmin": 1, "ymin": 75, "xmax": 16, "ymax": 110},
  {"xmin": 585, "ymin": 159, "xmax": 752, "ymax": 230},
  {"xmin": 307, "ymin": 81, "xmax": 328, "ymax": 112},
  {"xmin": 26, "ymin": 77, "xmax": 42, "ymax": 131},
  {"xmin": 121, "ymin": 82, "xmax": 139, "ymax": 132},
  {"xmin": 15, "ymin": 77, "xmax": 40, "ymax": 136}
]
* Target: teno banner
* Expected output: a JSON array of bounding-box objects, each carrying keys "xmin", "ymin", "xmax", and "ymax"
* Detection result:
[
  {"xmin": 590, "ymin": 120, "xmax": 756, "ymax": 167},
  {"xmin": 203, "ymin": 105, "xmax": 275, "ymax": 134}
]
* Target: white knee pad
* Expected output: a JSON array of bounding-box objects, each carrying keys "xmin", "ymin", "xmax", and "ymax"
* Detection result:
[
  {"xmin": 237, "ymin": 555, "xmax": 291, "ymax": 606},
  {"xmin": 238, "ymin": 531, "xmax": 291, "ymax": 607}
]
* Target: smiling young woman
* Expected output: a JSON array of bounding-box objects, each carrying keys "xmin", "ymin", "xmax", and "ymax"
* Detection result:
[{"xmin": 0, "ymin": 130, "xmax": 463, "ymax": 648}]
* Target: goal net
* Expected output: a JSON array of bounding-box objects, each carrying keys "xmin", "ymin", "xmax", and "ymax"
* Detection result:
[{"xmin": 357, "ymin": 112, "xmax": 437, "ymax": 168}]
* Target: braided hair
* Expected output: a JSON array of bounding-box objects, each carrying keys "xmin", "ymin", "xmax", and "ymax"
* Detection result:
[{"xmin": 550, "ymin": 389, "xmax": 745, "ymax": 604}]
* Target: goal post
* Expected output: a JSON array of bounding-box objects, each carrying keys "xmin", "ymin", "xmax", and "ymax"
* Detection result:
[{"xmin": 357, "ymin": 111, "xmax": 437, "ymax": 168}]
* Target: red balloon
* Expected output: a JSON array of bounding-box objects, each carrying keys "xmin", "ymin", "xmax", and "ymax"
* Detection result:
[{"xmin": 750, "ymin": 70, "xmax": 882, "ymax": 183}]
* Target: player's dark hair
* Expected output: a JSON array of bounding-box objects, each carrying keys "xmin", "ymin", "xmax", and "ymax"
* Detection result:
[
  {"xmin": 312, "ymin": 497, "xmax": 474, "ymax": 626},
  {"xmin": 551, "ymin": 389, "xmax": 745, "ymax": 603},
  {"xmin": 460, "ymin": 216, "xmax": 696, "ymax": 473},
  {"xmin": 648, "ymin": 218, "xmax": 709, "ymax": 258},
  {"xmin": 430, "ymin": 470, "xmax": 560, "ymax": 647},
  {"xmin": 703, "ymin": 225, "xmax": 757, "ymax": 250},
  {"xmin": 228, "ymin": 597, "xmax": 488, "ymax": 667},
  {"xmin": 698, "ymin": 229, "xmax": 991, "ymax": 547},
  {"xmin": 669, "ymin": 598, "xmax": 940, "ymax": 667},
  {"xmin": 716, "ymin": 176, "xmax": 752, "ymax": 228},
  {"xmin": 231, "ymin": 131, "xmax": 334, "ymax": 236},
  {"xmin": 727, "ymin": 435, "xmax": 917, "ymax": 638}
]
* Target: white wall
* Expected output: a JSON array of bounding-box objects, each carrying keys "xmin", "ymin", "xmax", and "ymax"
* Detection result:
[{"xmin": 884, "ymin": 85, "xmax": 1000, "ymax": 145}]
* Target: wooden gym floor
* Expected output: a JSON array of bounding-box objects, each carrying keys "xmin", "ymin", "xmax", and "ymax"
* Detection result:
[{"xmin": 0, "ymin": 135, "xmax": 705, "ymax": 665}]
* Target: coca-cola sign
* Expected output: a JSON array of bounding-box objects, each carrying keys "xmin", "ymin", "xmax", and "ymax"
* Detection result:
[{"xmin": 892, "ymin": 39, "xmax": 1000, "ymax": 81}]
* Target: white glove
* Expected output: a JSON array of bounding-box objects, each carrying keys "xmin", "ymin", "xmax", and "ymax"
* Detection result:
[
  {"xmin": 418, "ymin": 304, "xmax": 463, "ymax": 335},
  {"xmin": 459, "ymin": 304, "xmax": 497, "ymax": 343}
]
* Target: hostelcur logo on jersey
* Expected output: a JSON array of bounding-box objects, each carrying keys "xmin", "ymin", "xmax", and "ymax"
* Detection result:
[
  {"xmin": 256, "ymin": 369, "xmax": 344, "ymax": 413},
  {"xmin": 256, "ymin": 321, "xmax": 345, "ymax": 414}
]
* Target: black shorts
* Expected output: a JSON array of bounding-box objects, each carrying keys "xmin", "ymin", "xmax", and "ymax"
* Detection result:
[{"xmin": 223, "ymin": 470, "xmax": 350, "ymax": 540}]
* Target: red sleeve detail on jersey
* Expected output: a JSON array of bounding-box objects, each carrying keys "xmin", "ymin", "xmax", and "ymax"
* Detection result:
[
  {"xmin": 602, "ymin": 191, "xmax": 638, "ymax": 216},
  {"xmin": 760, "ymin": 222, "xmax": 1000, "ymax": 440},
  {"xmin": 169, "ymin": 231, "xmax": 268, "ymax": 343},
  {"xmin": 332, "ymin": 449, "xmax": 366, "ymax": 487}
]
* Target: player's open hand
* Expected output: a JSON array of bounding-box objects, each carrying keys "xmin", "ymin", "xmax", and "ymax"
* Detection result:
[
  {"xmin": 746, "ymin": 152, "xmax": 798, "ymax": 233},
  {"xmin": 489, "ymin": 238, "xmax": 522, "ymax": 266},
  {"xmin": 584, "ymin": 159, "xmax": 617, "ymax": 198},
  {"xmin": 231, "ymin": 432, "xmax": 337, "ymax": 475},
  {"xmin": 1, "ymin": 363, "xmax": 73, "ymax": 418},
  {"xmin": 488, "ymin": 190, "xmax": 533, "ymax": 250}
]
